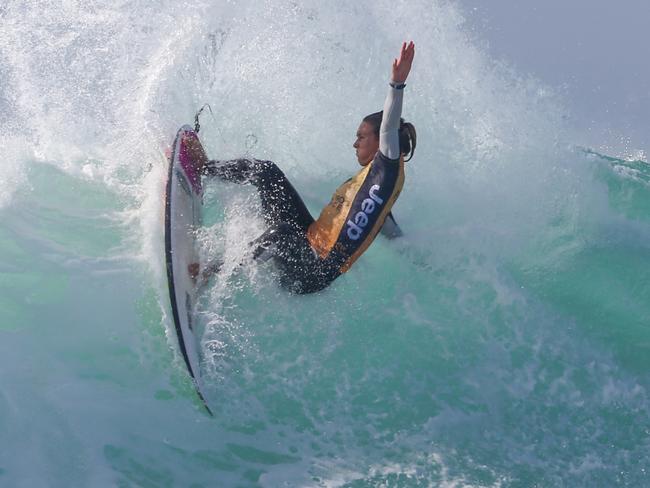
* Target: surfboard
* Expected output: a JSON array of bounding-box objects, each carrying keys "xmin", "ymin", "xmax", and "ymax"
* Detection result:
[{"xmin": 164, "ymin": 125, "xmax": 213, "ymax": 415}]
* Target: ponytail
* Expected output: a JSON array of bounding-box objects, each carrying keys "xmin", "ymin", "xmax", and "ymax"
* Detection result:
[
  {"xmin": 362, "ymin": 111, "xmax": 417, "ymax": 162},
  {"xmin": 399, "ymin": 121, "xmax": 417, "ymax": 162}
]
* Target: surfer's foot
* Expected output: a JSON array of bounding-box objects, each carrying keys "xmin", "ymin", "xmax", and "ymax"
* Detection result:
[
  {"xmin": 202, "ymin": 260, "xmax": 223, "ymax": 278},
  {"xmin": 188, "ymin": 262, "xmax": 200, "ymax": 280},
  {"xmin": 189, "ymin": 260, "xmax": 224, "ymax": 288}
]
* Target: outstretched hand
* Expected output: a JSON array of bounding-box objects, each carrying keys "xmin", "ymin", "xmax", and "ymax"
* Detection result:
[{"xmin": 391, "ymin": 41, "xmax": 415, "ymax": 84}]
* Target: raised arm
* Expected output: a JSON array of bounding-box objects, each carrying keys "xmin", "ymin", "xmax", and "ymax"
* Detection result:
[{"xmin": 379, "ymin": 41, "xmax": 415, "ymax": 160}]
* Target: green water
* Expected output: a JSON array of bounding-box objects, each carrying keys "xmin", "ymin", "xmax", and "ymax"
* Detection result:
[
  {"xmin": 2, "ymin": 1, "xmax": 650, "ymax": 485},
  {"xmin": 3, "ymin": 155, "xmax": 649, "ymax": 486}
]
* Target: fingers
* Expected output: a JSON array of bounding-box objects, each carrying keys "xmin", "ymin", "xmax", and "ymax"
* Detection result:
[
  {"xmin": 405, "ymin": 41, "xmax": 414, "ymax": 61},
  {"xmin": 397, "ymin": 41, "xmax": 415, "ymax": 63},
  {"xmin": 392, "ymin": 41, "xmax": 415, "ymax": 83}
]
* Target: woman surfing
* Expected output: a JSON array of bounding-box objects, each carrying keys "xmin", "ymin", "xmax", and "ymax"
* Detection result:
[{"xmin": 196, "ymin": 41, "xmax": 417, "ymax": 293}]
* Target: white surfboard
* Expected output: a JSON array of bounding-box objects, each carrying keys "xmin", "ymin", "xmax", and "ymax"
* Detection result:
[{"xmin": 164, "ymin": 125, "xmax": 212, "ymax": 415}]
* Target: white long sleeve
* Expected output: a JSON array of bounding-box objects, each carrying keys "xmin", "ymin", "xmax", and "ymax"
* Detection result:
[{"xmin": 379, "ymin": 85, "xmax": 404, "ymax": 160}]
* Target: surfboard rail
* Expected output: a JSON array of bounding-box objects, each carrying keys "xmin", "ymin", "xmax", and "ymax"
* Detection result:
[{"xmin": 164, "ymin": 125, "xmax": 213, "ymax": 416}]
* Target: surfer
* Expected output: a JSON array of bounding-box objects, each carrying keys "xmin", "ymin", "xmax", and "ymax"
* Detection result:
[{"xmin": 203, "ymin": 41, "xmax": 416, "ymax": 293}]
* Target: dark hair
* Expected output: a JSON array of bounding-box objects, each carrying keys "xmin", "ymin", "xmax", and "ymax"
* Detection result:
[{"xmin": 362, "ymin": 111, "xmax": 417, "ymax": 162}]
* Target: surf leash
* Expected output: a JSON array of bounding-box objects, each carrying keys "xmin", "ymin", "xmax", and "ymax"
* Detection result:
[{"xmin": 194, "ymin": 103, "xmax": 214, "ymax": 133}]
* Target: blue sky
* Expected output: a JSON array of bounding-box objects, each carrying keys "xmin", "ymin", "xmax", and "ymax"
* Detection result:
[{"xmin": 458, "ymin": 1, "xmax": 649, "ymax": 159}]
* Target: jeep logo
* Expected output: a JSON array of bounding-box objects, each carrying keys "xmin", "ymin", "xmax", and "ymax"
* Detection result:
[{"xmin": 346, "ymin": 184, "xmax": 383, "ymax": 240}]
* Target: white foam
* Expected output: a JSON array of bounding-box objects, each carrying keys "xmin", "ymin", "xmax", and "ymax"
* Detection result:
[
  {"xmin": 3, "ymin": 2, "xmax": 649, "ymax": 485},
  {"xmin": 0, "ymin": 135, "xmax": 30, "ymax": 209}
]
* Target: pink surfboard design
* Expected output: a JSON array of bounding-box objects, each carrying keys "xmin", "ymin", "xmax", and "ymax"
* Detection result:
[{"xmin": 176, "ymin": 129, "xmax": 203, "ymax": 195}]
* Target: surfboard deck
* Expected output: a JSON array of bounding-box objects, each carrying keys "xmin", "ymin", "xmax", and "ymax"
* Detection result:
[{"xmin": 164, "ymin": 125, "xmax": 212, "ymax": 415}]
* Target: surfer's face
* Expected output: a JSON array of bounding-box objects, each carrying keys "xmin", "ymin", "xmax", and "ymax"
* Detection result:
[{"xmin": 353, "ymin": 121, "xmax": 379, "ymax": 166}]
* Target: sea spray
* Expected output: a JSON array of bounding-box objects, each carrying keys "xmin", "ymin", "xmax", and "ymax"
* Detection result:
[{"xmin": 1, "ymin": 1, "xmax": 649, "ymax": 486}]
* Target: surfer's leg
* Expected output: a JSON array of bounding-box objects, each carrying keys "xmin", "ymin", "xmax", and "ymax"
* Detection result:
[
  {"xmin": 249, "ymin": 223, "xmax": 335, "ymax": 294},
  {"xmin": 204, "ymin": 158, "xmax": 258, "ymax": 183},
  {"xmin": 253, "ymin": 161, "xmax": 314, "ymax": 229},
  {"xmin": 249, "ymin": 222, "xmax": 297, "ymax": 262},
  {"xmin": 206, "ymin": 159, "xmax": 313, "ymax": 229}
]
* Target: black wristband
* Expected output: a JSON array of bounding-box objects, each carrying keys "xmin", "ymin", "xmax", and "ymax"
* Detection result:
[{"xmin": 389, "ymin": 81, "xmax": 406, "ymax": 90}]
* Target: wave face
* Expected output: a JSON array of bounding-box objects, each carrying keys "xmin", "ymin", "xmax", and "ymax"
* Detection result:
[{"xmin": 2, "ymin": 1, "xmax": 650, "ymax": 486}]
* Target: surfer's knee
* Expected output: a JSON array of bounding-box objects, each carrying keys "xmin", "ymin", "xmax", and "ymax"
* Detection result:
[
  {"xmin": 253, "ymin": 159, "xmax": 285, "ymax": 181},
  {"xmin": 250, "ymin": 222, "xmax": 295, "ymax": 261},
  {"xmin": 252, "ymin": 222, "xmax": 295, "ymax": 246}
]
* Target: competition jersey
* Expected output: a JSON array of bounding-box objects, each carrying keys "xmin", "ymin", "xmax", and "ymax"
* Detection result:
[{"xmin": 307, "ymin": 152, "xmax": 404, "ymax": 273}]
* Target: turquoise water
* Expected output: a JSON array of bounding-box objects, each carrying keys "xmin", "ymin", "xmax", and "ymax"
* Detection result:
[{"xmin": 2, "ymin": 1, "xmax": 650, "ymax": 486}]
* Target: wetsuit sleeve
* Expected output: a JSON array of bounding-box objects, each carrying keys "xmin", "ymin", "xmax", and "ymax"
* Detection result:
[{"xmin": 379, "ymin": 84, "xmax": 404, "ymax": 160}]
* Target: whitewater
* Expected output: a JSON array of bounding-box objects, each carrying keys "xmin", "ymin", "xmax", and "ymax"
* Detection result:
[{"xmin": 1, "ymin": 1, "xmax": 649, "ymax": 486}]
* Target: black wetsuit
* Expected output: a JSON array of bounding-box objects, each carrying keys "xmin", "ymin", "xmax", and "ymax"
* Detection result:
[
  {"xmin": 203, "ymin": 83, "xmax": 407, "ymax": 294},
  {"xmin": 204, "ymin": 152, "xmax": 403, "ymax": 294},
  {"xmin": 203, "ymin": 158, "xmax": 342, "ymax": 293}
]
